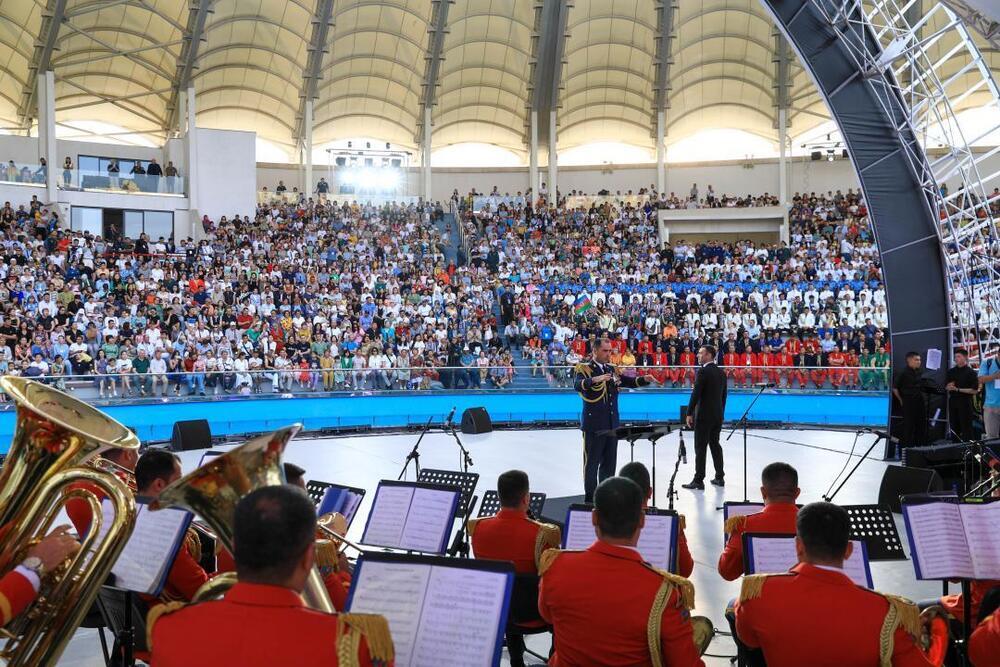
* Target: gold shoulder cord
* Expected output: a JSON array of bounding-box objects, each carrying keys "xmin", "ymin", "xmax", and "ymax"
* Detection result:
[
  {"xmin": 145, "ymin": 600, "xmax": 188, "ymax": 651},
  {"xmin": 645, "ymin": 567, "xmax": 696, "ymax": 667}
]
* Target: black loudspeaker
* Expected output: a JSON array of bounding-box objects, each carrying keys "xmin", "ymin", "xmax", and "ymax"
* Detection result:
[
  {"xmin": 171, "ymin": 419, "xmax": 212, "ymax": 451},
  {"xmin": 460, "ymin": 407, "xmax": 492, "ymax": 434},
  {"xmin": 810, "ymin": 151, "xmax": 822, "ymax": 161},
  {"xmin": 877, "ymin": 465, "xmax": 945, "ymax": 513}
]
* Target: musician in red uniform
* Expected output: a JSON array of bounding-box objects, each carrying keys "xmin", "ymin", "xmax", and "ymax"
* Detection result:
[
  {"xmin": 539, "ymin": 477, "xmax": 706, "ymax": 667},
  {"xmin": 66, "ymin": 447, "xmax": 138, "ymax": 536},
  {"xmin": 679, "ymin": 347, "xmax": 697, "ymax": 387},
  {"xmin": 970, "ymin": 605, "xmax": 1000, "ymax": 667},
  {"xmin": 468, "ymin": 470, "xmax": 561, "ymax": 667},
  {"xmin": 619, "ymin": 462, "xmax": 694, "ymax": 577},
  {"xmin": 719, "ymin": 462, "xmax": 800, "ymax": 581},
  {"xmin": 135, "ymin": 450, "xmax": 210, "ymax": 606},
  {"xmin": 734, "ymin": 502, "xmax": 935, "ymax": 667},
  {"xmin": 0, "ymin": 527, "xmax": 79, "ymax": 626},
  {"xmin": 723, "ymin": 343, "xmax": 741, "ymax": 387},
  {"xmin": 149, "ymin": 486, "xmax": 393, "ymax": 667}
]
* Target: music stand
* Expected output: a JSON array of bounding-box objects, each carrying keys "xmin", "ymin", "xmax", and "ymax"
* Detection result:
[
  {"xmin": 600, "ymin": 424, "xmax": 673, "ymax": 504},
  {"xmin": 417, "ymin": 468, "xmax": 480, "ymax": 557},
  {"xmin": 841, "ymin": 504, "xmax": 907, "ymax": 561},
  {"xmin": 305, "ymin": 479, "xmax": 333, "ymax": 507},
  {"xmin": 478, "ymin": 490, "xmax": 547, "ymax": 518}
]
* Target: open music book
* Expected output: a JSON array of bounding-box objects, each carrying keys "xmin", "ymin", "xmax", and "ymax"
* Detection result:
[
  {"xmin": 360, "ymin": 481, "xmax": 461, "ymax": 554},
  {"xmin": 722, "ymin": 501, "xmax": 765, "ymax": 538},
  {"xmin": 347, "ymin": 552, "xmax": 514, "ymax": 667},
  {"xmin": 901, "ymin": 497, "xmax": 1000, "ymax": 580},
  {"xmin": 742, "ymin": 533, "xmax": 873, "ymax": 588},
  {"xmin": 562, "ymin": 504, "xmax": 679, "ymax": 572},
  {"xmin": 98, "ymin": 498, "xmax": 193, "ymax": 595},
  {"xmin": 317, "ymin": 483, "xmax": 366, "ymax": 527}
]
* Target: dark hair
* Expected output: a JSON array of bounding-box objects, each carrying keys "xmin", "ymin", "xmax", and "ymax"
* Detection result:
[
  {"xmin": 135, "ymin": 449, "xmax": 179, "ymax": 492},
  {"xmin": 497, "ymin": 469, "xmax": 529, "ymax": 507},
  {"xmin": 796, "ymin": 502, "xmax": 851, "ymax": 561},
  {"xmin": 283, "ymin": 462, "xmax": 306, "ymax": 487},
  {"xmin": 234, "ymin": 486, "xmax": 316, "ymax": 583},
  {"xmin": 618, "ymin": 461, "xmax": 651, "ymax": 497},
  {"xmin": 761, "ymin": 462, "xmax": 798, "ymax": 498},
  {"xmin": 594, "ymin": 477, "xmax": 643, "ymax": 539},
  {"xmin": 905, "ymin": 351, "xmax": 921, "ymax": 360},
  {"xmin": 701, "ymin": 344, "xmax": 717, "ymax": 357},
  {"xmin": 955, "ymin": 348, "xmax": 969, "ymax": 357}
]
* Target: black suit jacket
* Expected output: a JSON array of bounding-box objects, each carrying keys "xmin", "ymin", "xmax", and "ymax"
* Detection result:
[
  {"xmin": 574, "ymin": 360, "xmax": 647, "ymax": 432},
  {"xmin": 688, "ymin": 362, "xmax": 727, "ymax": 425}
]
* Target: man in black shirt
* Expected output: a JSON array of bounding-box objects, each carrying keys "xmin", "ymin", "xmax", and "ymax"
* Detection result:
[
  {"xmin": 945, "ymin": 348, "xmax": 979, "ymax": 441},
  {"xmin": 893, "ymin": 351, "xmax": 928, "ymax": 449}
]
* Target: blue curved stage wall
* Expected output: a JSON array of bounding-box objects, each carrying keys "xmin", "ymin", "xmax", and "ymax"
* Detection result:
[{"xmin": 0, "ymin": 389, "xmax": 888, "ymax": 450}]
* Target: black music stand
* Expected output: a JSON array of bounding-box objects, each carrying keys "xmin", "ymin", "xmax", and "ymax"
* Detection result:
[
  {"xmin": 305, "ymin": 479, "xmax": 333, "ymax": 507},
  {"xmin": 478, "ymin": 490, "xmax": 547, "ymax": 518},
  {"xmin": 600, "ymin": 424, "xmax": 673, "ymax": 505},
  {"xmin": 417, "ymin": 468, "xmax": 480, "ymax": 557},
  {"xmin": 841, "ymin": 504, "xmax": 907, "ymax": 561}
]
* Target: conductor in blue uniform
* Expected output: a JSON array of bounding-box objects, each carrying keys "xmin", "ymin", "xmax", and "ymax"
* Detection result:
[{"xmin": 574, "ymin": 337, "xmax": 657, "ymax": 502}]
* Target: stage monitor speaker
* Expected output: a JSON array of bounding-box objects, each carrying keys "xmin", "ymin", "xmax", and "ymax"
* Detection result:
[
  {"xmin": 171, "ymin": 419, "xmax": 212, "ymax": 451},
  {"xmin": 461, "ymin": 407, "xmax": 492, "ymax": 434},
  {"xmin": 877, "ymin": 465, "xmax": 944, "ymax": 513},
  {"xmin": 810, "ymin": 151, "xmax": 822, "ymax": 161}
]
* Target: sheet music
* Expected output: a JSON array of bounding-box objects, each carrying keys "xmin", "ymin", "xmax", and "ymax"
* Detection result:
[
  {"xmin": 636, "ymin": 514, "xmax": 676, "ymax": 571},
  {"xmin": 842, "ymin": 541, "xmax": 872, "ymax": 588},
  {"xmin": 348, "ymin": 560, "xmax": 432, "ymax": 666},
  {"xmin": 961, "ymin": 503, "xmax": 1000, "ymax": 579},
  {"xmin": 748, "ymin": 536, "xmax": 871, "ymax": 587},
  {"xmin": 318, "ymin": 487, "xmax": 364, "ymax": 526},
  {"xmin": 904, "ymin": 503, "xmax": 974, "ymax": 579},
  {"xmin": 400, "ymin": 488, "xmax": 456, "ymax": 553},
  {"xmin": 411, "ymin": 566, "xmax": 508, "ymax": 667},
  {"xmin": 723, "ymin": 503, "xmax": 765, "ymax": 537},
  {"xmin": 108, "ymin": 504, "xmax": 192, "ymax": 594},
  {"xmin": 362, "ymin": 484, "xmax": 414, "ymax": 549},
  {"xmin": 197, "ymin": 451, "xmax": 223, "ymax": 467},
  {"xmin": 563, "ymin": 510, "xmax": 597, "ymax": 550}
]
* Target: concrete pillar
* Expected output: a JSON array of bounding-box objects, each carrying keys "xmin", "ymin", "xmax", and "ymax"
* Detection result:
[
  {"xmin": 304, "ymin": 100, "xmax": 314, "ymax": 196},
  {"xmin": 529, "ymin": 110, "xmax": 538, "ymax": 197},
  {"xmin": 183, "ymin": 86, "xmax": 199, "ymax": 240},
  {"xmin": 38, "ymin": 71, "xmax": 58, "ymax": 203},
  {"xmin": 656, "ymin": 109, "xmax": 666, "ymax": 196},
  {"xmin": 547, "ymin": 109, "xmax": 557, "ymax": 202},
  {"xmin": 423, "ymin": 106, "xmax": 432, "ymax": 202},
  {"xmin": 778, "ymin": 108, "xmax": 789, "ymax": 244}
]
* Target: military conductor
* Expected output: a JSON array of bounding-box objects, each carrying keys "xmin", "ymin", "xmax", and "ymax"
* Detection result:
[
  {"xmin": 683, "ymin": 345, "xmax": 728, "ymax": 490},
  {"xmin": 574, "ymin": 337, "xmax": 656, "ymax": 502}
]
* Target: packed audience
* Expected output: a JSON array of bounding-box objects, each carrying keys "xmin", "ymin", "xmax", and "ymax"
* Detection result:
[{"xmin": 0, "ymin": 182, "xmax": 896, "ymax": 399}]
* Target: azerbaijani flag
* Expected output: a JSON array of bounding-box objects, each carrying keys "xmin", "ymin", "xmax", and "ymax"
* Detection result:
[{"xmin": 574, "ymin": 293, "xmax": 593, "ymax": 315}]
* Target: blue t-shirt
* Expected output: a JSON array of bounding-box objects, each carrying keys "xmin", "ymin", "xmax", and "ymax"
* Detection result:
[{"xmin": 978, "ymin": 359, "xmax": 1000, "ymax": 408}]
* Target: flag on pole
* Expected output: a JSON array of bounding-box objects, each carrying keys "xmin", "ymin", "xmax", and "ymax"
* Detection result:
[{"xmin": 574, "ymin": 293, "xmax": 593, "ymax": 316}]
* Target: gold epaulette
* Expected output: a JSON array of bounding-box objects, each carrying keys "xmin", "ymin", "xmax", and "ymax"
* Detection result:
[
  {"xmin": 574, "ymin": 362, "xmax": 593, "ymax": 377},
  {"xmin": 145, "ymin": 600, "xmax": 187, "ymax": 650},
  {"xmin": 466, "ymin": 517, "xmax": 481, "ymax": 539},
  {"xmin": 678, "ymin": 514, "xmax": 686, "ymax": 531},
  {"xmin": 738, "ymin": 574, "xmax": 769, "ymax": 603},
  {"xmin": 532, "ymin": 521, "xmax": 562, "ymax": 568},
  {"xmin": 643, "ymin": 565, "xmax": 695, "ymax": 611},
  {"xmin": 724, "ymin": 515, "xmax": 747, "ymax": 535},
  {"xmin": 878, "ymin": 592, "xmax": 922, "ymax": 640},
  {"xmin": 336, "ymin": 613, "xmax": 395, "ymax": 667},
  {"xmin": 314, "ymin": 539, "xmax": 339, "ymax": 570},
  {"xmin": 538, "ymin": 548, "xmax": 564, "ymax": 576}
]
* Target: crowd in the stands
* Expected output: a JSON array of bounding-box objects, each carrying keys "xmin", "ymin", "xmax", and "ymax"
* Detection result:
[{"xmin": 0, "ymin": 183, "xmax": 897, "ymax": 399}]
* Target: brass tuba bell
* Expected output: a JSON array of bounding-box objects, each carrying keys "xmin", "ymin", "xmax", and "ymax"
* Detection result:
[
  {"xmin": 149, "ymin": 424, "xmax": 335, "ymax": 613},
  {"xmin": 0, "ymin": 376, "xmax": 138, "ymax": 666}
]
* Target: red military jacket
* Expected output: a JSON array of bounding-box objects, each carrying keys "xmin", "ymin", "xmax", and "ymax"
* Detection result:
[
  {"xmin": 468, "ymin": 508, "xmax": 561, "ymax": 574},
  {"xmin": 718, "ymin": 503, "xmax": 799, "ymax": 581},
  {"xmin": 538, "ymin": 541, "xmax": 705, "ymax": 667},
  {"xmin": 742, "ymin": 352, "xmax": 759, "ymax": 367},
  {"xmin": 216, "ymin": 545, "xmax": 351, "ymax": 611},
  {"xmin": 0, "ymin": 570, "xmax": 36, "ymax": 626},
  {"xmin": 66, "ymin": 480, "xmax": 108, "ymax": 536},
  {"xmin": 969, "ymin": 608, "xmax": 1000, "ymax": 667},
  {"xmin": 734, "ymin": 563, "xmax": 933, "ymax": 667},
  {"xmin": 141, "ymin": 528, "xmax": 210, "ymax": 608},
  {"xmin": 784, "ymin": 338, "xmax": 803, "ymax": 356},
  {"xmin": 941, "ymin": 579, "xmax": 1000, "ymax": 624},
  {"xmin": 149, "ymin": 582, "xmax": 393, "ymax": 667}
]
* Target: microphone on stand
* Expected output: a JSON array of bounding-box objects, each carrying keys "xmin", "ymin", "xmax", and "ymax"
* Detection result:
[
  {"xmin": 444, "ymin": 405, "xmax": 457, "ymax": 428},
  {"xmin": 753, "ymin": 382, "xmax": 776, "ymax": 388},
  {"xmin": 679, "ymin": 429, "xmax": 687, "ymax": 465}
]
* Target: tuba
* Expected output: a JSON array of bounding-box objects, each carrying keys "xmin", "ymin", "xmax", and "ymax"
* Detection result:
[
  {"xmin": 0, "ymin": 376, "xmax": 138, "ymax": 666},
  {"xmin": 149, "ymin": 424, "xmax": 335, "ymax": 613}
]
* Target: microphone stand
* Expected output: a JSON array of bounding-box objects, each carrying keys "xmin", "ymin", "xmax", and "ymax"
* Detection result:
[
  {"xmin": 667, "ymin": 427, "xmax": 687, "ymax": 511},
  {"xmin": 822, "ymin": 430, "xmax": 886, "ymax": 502},
  {"xmin": 444, "ymin": 417, "xmax": 475, "ymax": 557},
  {"xmin": 727, "ymin": 383, "xmax": 769, "ymax": 502},
  {"xmin": 398, "ymin": 414, "xmax": 434, "ymax": 480},
  {"xmin": 648, "ymin": 425, "xmax": 671, "ymax": 506}
]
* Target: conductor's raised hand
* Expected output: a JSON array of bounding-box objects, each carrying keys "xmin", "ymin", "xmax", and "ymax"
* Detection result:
[
  {"xmin": 642, "ymin": 374, "xmax": 658, "ymax": 385},
  {"xmin": 685, "ymin": 414, "xmax": 694, "ymax": 428},
  {"xmin": 592, "ymin": 373, "xmax": 613, "ymax": 384}
]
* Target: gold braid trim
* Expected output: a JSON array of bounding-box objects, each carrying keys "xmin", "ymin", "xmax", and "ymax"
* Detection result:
[
  {"xmin": 678, "ymin": 514, "xmax": 686, "ymax": 531},
  {"xmin": 646, "ymin": 578, "xmax": 675, "ymax": 667},
  {"xmin": 724, "ymin": 515, "xmax": 747, "ymax": 535},
  {"xmin": 574, "ymin": 363, "xmax": 593, "ymax": 377},
  {"xmin": 575, "ymin": 362, "xmax": 608, "ymax": 403},
  {"xmin": 184, "ymin": 527, "xmax": 202, "ymax": 564},
  {"xmin": 643, "ymin": 566, "xmax": 695, "ymax": 610},
  {"xmin": 538, "ymin": 548, "xmax": 563, "ymax": 577},
  {"xmin": 739, "ymin": 574, "xmax": 769, "ymax": 603},
  {"xmin": 533, "ymin": 523, "xmax": 562, "ymax": 570},
  {"xmin": 337, "ymin": 613, "xmax": 395, "ymax": 666},
  {"xmin": 877, "ymin": 593, "xmax": 921, "ymax": 666},
  {"xmin": 314, "ymin": 539, "xmax": 339, "ymax": 569},
  {"xmin": 878, "ymin": 599, "xmax": 899, "ymax": 667},
  {"xmin": 145, "ymin": 601, "xmax": 187, "ymax": 651},
  {"xmin": 466, "ymin": 517, "xmax": 481, "ymax": 539}
]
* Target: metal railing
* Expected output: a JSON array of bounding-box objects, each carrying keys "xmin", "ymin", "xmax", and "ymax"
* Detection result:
[
  {"xmin": 0, "ymin": 365, "xmax": 889, "ymax": 401},
  {"xmin": 58, "ymin": 168, "xmax": 185, "ymax": 195}
]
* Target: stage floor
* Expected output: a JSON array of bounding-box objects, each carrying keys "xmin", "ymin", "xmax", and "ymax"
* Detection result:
[{"xmin": 59, "ymin": 426, "xmax": 945, "ymax": 666}]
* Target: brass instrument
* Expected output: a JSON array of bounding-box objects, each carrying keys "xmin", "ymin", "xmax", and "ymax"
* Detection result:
[
  {"xmin": 0, "ymin": 376, "xmax": 138, "ymax": 666},
  {"xmin": 317, "ymin": 512, "xmax": 367, "ymax": 555},
  {"xmin": 149, "ymin": 425, "xmax": 335, "ymax": 613},
  {"xmin": 90, "ymin": 456, "xmax": 137, "ymax": 494}
]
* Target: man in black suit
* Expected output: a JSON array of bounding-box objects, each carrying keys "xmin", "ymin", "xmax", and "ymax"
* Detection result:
[
  {"xmin": 683, "ymin": 344, "xmax": 728, "ymax": 490},
  {"xmin": 574, "ymin": 337, "xmax": 657, "ymax": 502}
]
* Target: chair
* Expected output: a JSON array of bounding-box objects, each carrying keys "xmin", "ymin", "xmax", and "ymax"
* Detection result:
[
  {"xmin": 96, "ymin": 586, "xmax": 150, "ymax": 666},
  {"xmin": 505, "ymin": 573, "xmax": 552, "ymax": 666}
]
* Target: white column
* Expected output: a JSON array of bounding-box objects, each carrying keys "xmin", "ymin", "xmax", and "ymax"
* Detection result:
[
  {"xmin": 304, "ymin": 100, "xmax": 314, "ymax": 198},
  {"xmin": 183, "ymin": 86, "xmax": 199, "ymax": 240},
  {"xmin": 529, "ymin": 110, "xmax": 538, "ymax": 197},
  {"xmin": 423, "ymin": 106, "xmax": 432, "ymax": 202},
  {"xmin": 778, "ymin": 108, "xmax": 789, "ymax": 244},
  {"xmin": 656, "ymin": 109, "xmax": 666, "ymax": 196},
  {"xmin": 547, "ymin": 109, "xmax": 557, "ymax": 201},
  {"xmin": 38, "ymin": 71, "xmax": 58, "ymax": 202}
]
